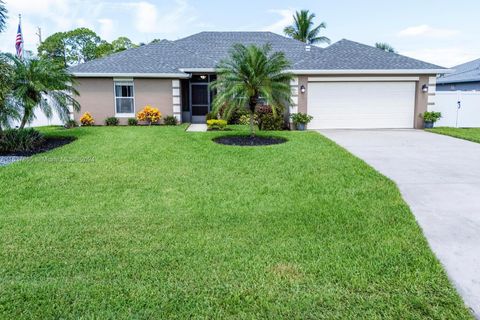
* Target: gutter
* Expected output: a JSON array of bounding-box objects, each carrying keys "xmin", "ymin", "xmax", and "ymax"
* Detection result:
[
  {"xmin": 287, "ymin": 69, "xmax": 453, "ymax": 75},
  {"xmin": 71, "ymin": 72, "xmax": 191, "ymax": 78}
]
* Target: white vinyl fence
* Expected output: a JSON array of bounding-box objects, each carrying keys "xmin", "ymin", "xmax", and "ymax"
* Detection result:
[{"xmin": 432, "ymin": 91, "xmax": 480, "ymax": 127}]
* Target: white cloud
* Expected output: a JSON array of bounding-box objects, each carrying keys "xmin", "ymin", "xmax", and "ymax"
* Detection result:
[
  {"xmin": 98, "ymin": 18, "xmax": 115, "ymax": 40},
  {"xmin": 397, "ymin": 24, "xmax": 459, "ymax": 38},
  {"xmin": 0, "ymin": 0, "xmax": 204, "ymax": 54},
  {"xmin": 401, "ymin": 47, "xmax": 480, "ymax": 68},
  {"xmin": 129, "ymin": 0, "xmax": 197, "ymax": 35},
  {"xmin": 262, "ymin": 9, "xmax": 294, "ymax": 34},
  {"xmin": 132, "ymin": 2, "xmax": 157, "ymax": 33}
]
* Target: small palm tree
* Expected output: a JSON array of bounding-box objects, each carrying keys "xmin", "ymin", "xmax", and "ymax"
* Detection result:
[
  {"xmin": 0, "ymin": 56, "xmax": 18, "ymax": 133},
  {"xmin": 375, "ymin": 42, "xmax": 396, "ymax": 53},
  {"xmin": 6, "ymin": 54, "xmax": 80, "ymax": 129},
  {"xmin": 284, "ymin": 10, "xmax": 330, "ymax": 45},
  {"xmin": 0, "ymin": 0, "xmax": 7, "ymax": 32},
  {"xmin": 211, "ymin": 44, "xmax": 293, "ymax": 137}
]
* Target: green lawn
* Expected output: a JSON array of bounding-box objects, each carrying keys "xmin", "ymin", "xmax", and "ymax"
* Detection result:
[
  {"xmin": 0, "ymin": 126, "xmax": 472, "ymax": 319},
  {"xmin": 428, "ymin": 127, "xmax": 480, "ymax": 144}
]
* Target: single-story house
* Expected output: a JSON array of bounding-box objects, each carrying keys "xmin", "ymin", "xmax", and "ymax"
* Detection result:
[
  {"xmin": 437, "ymin": 58, "xmax": 480, "ymax": 91},
  {"xmin": 69, "ymin": 31, "xmax": 448, "ymax": 129}
]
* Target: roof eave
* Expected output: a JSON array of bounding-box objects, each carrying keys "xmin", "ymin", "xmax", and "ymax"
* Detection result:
[
  {"xmin": 179, "ymin": 68, "xmax": 216, "ymax": 73},
  {"xmin": 72, "ymin": 72, "xmax": 191, "ymax": 78},
  {"xmin": 288, "ymin": 69, "xmax": 452, "ymax": 75},
  {"xmin": 437, "ymin": 78, "xmax": 480, "ymax": 85}
]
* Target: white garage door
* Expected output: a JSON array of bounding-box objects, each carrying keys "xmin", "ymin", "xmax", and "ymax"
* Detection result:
[{"xmin": 307, "ymin": 81, "xmax": 416, "ymax": 129}]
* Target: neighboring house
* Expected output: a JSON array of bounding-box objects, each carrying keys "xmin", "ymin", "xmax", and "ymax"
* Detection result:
[
  {"xmin": 437, "ymin": 58, "xmax": 480, "ymax": 91},
  {"xmin": 69, "ymin": 32, "xmax": 448, "ymax": 129}
]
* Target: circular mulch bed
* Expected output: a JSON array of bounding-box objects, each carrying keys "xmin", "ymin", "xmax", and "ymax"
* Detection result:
[
  {"xmin": 0, "ymin": 137, "xmax": 76, "ymax": 157},
  {"xmin": 213, "ymin": 135, "xmax": 287, "ymax": 146}
]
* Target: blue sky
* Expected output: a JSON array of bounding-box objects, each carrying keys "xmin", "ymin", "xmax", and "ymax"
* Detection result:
[{"xmin": 1, "ymin": 0, "xmax": 479, "ymax": 67}]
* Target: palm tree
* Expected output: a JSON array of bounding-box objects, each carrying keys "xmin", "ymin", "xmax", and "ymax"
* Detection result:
[
  {"xmin": 211, "ymin": 44, "xmax": 293, "ymax": 137},
  {"xmin": 284, "ymin": 10, "xmax": 330, "ymax": 45},
  {"xmin": 0, "ymin": 55, "xmax": 18, "ymax": 133},
  {"xmin": 0, "ymin": 0, "xmax": 7, "ymax": 32},
  {"xmin": 6, "ymin": 54, "xmax": 80, "ymax": 129},
  {"xmin": 375, "ymin": 42, "xmax": 396, "ymax": 53}
]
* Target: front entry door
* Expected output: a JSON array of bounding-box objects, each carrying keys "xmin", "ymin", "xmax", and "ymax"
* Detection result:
[{"xmin": 190, "ymin": 83, "xmax": 209, "ymax": 123}]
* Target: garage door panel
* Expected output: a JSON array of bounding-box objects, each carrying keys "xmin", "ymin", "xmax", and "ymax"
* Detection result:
[{"xmin": 307, "ymin": 82, "xmax": 416, "ymax": 129}]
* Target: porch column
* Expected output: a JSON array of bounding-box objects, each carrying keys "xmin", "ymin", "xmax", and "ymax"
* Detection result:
[
  {"xmin": 172, "ymin": 80, "xmax": 181, "ymax": 123},
  {"xmin": 289, "ymin": 77, "xmax": 299, "ymax": 124}
]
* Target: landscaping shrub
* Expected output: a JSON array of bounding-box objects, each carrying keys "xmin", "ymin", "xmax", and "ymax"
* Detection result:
[
  {"xmin": 228, "ymin": 108, "xmax": 249, "ymax": 124},
  {"xmin": 163, "ymin": 115, "xmax": 178, "ymax": 126},
  {"xmin": 257, "ymin": 105, "xmax": 284, "ymax": 131},
  {"xmin": 128, "ymin": 118, "xmax": 138, "ymax": 126},
  {"xmin": 80, "ymin": 112, "xmax": 94, "ymax": 126},
  {"xmin": 137, "ymin": 105, "xmax": 161, "ymax": 125},
  {"xmin": 64, "ymin": 119, "xmax": 78, "ymax": 129},
  {"xmin": 238, "ymin": 114, "xmax": 258, "ymax": 126},
  {"xmin": 206, "ymin": 112, "xmax": 217, "ymax": 121},
  {"xmin": 0, "ymin": 128, "xmax": 44, "ymax": 153},
  {"xmin": 258, "ymin": 114, "xmax": 284, "ymax": 131},
  {"xmin": 105, "ymin": 117, "xmax": 119, "ymax": 126},
  {"xmin": 207, "ymin": 119, "xmax": 227, "ymax": 131}
]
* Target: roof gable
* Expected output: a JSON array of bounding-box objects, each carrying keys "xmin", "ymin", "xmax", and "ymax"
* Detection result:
[{"xmin": 293, "ymin": 39, "xmax": 444, "ymax": 70}]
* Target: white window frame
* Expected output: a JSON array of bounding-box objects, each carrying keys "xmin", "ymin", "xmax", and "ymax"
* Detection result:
[{"xmin": 114, "ymin": 80, "xmax": 135, "ymax": 117}]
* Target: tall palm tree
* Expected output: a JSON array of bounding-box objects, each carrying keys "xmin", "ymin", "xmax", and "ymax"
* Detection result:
[
  {"xmin": 211, "ymin": 44, "xmax": 293, "ymax": 137},
  {"xmin": 0, "ymin": 0, "xmax": 7, "ymax": 32},
  {"xmin": 6, "ymin": 54, "xmax": 80, "ymax": 129},
  {"xmin": 375, "ymin": 42, "xmax": 396, "ymax": 53},
  {"xmin": 284, "ymin": 10, "xmax": 330, "ymax": 45}
]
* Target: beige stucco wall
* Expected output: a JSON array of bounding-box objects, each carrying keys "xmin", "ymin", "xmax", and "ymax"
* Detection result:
[
  {"xmin": 73, "ymin": 78, "xmax": 114, "ymax": 124},
  {"xmin": 296, "ymin": 74, "xmax": 433, "ymax": 129},
  {"xmin": 73, "ymin": 78, "xmax": 173, "ymax": 125},
  {"xmin": 414, "ymin": 75, "xmax": 430, "ymax": 129},
  {"xmin": 134, "ymin": 79, "xmax": 173, "ymax": 121}
]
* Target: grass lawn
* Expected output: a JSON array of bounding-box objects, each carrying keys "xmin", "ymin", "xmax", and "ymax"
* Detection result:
[
  {"xmin": 0, "ymin": 125, "xmax": 472, "ymax": 319},
  {"xmin": 427, "ymin": 127, "xmax": 480, "ymax": 144}
]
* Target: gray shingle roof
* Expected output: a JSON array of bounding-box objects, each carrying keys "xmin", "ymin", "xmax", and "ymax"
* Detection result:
[
  {"xmin": 173, "ymin": 31, "xmax": 324, "ymax": 68},
  {"xmin": 69, "ymin": 32, "xmax": 446, "ymax": 75},
  {"xmin": 293, "ymin": 39, "xmax": 444, "ymax": 70},
  {"xmin": 437, "ymin": 58, "xmax": 480, "ymax": 84}
]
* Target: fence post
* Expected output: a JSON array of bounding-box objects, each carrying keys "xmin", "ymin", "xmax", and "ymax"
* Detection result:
[{"xmin": 456, "ymin": 91, "xmax": 462, "ymax": 128}]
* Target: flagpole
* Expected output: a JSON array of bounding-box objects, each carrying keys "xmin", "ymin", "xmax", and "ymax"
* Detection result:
[{"xmin": 16, "ymin": 14, "xmax": 23, "ymax": 59}]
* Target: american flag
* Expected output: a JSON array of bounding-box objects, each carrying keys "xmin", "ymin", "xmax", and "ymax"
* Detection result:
[{"xmin": 15, "ymin": 16, "xmax": 23, "ymax": 59}]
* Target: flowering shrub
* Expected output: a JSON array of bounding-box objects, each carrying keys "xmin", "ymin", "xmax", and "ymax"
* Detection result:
[
  {"xmin": 137, "ymin": 105, "xmax": 161, "ymax": 125},
  {"xmin": 207, "ymin": 119, "xmax": 227, "ymax": 131},
  {"xmin": 80, "ymin": 112, "xmax": 94, "ymax": 126}
]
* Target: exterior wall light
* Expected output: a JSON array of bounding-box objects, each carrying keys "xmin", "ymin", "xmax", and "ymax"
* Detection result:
[
  {"xmin": 200, "ymin": 75, "xmax": 207, "ymax": 80},
  {"xmin": 300, "ymin": 85, "xmax": 306, "ymax": 93},
  {"xmin": 422, "ymin": 84, "xmax": 429, "ymax": 93}
]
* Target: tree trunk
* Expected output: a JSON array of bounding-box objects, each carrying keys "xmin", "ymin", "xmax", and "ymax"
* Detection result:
[
  {"xmin": 249, "ymin": 109, "xmax": 255, "ymax": 138},
  {"xmin": 19, "ymin": 113, "xmax": 28, "ymax": 130}
]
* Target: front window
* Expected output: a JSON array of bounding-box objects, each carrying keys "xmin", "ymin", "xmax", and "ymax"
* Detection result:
[{"xmin": 115, "ymin": 82, "xmax": 135, "ymax": 116}]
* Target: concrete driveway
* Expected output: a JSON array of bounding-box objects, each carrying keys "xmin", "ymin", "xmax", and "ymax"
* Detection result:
[{"xmin": 319, "ymin": 129, "xmax": 480, "ymax": 317}]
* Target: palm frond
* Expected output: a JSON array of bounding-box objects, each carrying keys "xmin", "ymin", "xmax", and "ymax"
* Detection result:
[
  {"xmin": 3, "ymin": 54, "xmax": 81, "ymax": 128},
  {"xmin": 283, "ymin": 9, "xmax": 329, "ymax": 45},
  {"xmin": 211, "ymin": 43, "xmax": 293, "ymax": 135}
]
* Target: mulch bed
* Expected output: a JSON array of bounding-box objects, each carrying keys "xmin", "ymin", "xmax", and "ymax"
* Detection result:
[
  {"xmin": 0, "ymin": 137, "xmax": 76, "ymax": 157},
  {"xmin": 213, "ymin": 135, "xmax": 287, "ymax": 146}
]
